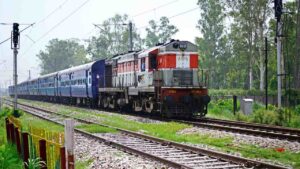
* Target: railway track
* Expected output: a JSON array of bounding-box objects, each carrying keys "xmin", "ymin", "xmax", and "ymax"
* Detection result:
[
  {"xmin": 5, "ymin": 98, "xmax": 300, "ymax": 141},
  {"xmin": 175, "ymin": 118, "xmax": 300, "ymax": 142},
  {"xmin": 4, "ymin": 100, "xmax": 288, "ymax": 169}
]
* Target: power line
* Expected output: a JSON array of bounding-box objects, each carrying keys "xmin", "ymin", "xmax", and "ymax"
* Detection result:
[
  {"xmin": 21, "ymin": 0, "xmax": 92, "ymax": 57},
  {"xmin": 0, "ymin": 23, "xmax": 35, "ymax": 45},
  {"xmin": 168, "ymin": 7, "xmax": 198, "ymax": 19},
  {"xmin": 0, "ymin": 23, "xmax": 33, "ymax": 25},
  {"xmin": 137, "ymin": 6, "xmax": 199, "ymax": 30},
  {"xmin": 37, "ymin": 0, "xmax": 69, "ymax": 24},
  {"xmin": 36, "ymin": 0, "xmax": 91, "ymax": 42},
  {"xmin": 132, "ymin": 0, "xmax": 179, "ymax": 17}
]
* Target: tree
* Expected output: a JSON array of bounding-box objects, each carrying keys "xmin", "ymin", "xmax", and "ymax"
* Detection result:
[
  {"xmin": 144, "ymin": 17, "xmax": 178, "ymax": 47},
  {"xmin": 37, "ymin": 38, "xmax": 88, "ymax": 75},
  {"xmin": 87, "ymin": 14, "xmax": 142, "ymax": 59},
  {"xmin": 227, "ymin": 0, "xmax": 271, "ymax": 90},
  {"xmin": 196, "ymin": 0, "xmax": 227, "ymax": 88}
]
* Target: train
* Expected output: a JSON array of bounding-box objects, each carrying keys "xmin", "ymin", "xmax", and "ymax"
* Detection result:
[{"xmin": 9, "ymin": 40, "xmax": 210, "ymax": 118}]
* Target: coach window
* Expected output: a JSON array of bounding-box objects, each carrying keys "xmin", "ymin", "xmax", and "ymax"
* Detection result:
[{"xmin": 141, "ymin": 58, "xmax": 145, "ymax": 72}]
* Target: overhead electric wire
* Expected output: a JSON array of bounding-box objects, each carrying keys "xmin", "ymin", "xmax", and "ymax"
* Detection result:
[
  {"xmin": 132, "ymin": 0, "xmax": 178, "ymax": 17},
  {"xmin": 37, "ymin": 0, "xmax": 69, "ymax": 24},
  {"xmin": 21, "ymin": 0, "xmax": 92, "ymax": 56},
  {"xmin": 0, "ymin": 23, "xmax": 35, "ymax": 45},
  {"xmin": 0, "ymin": 0, "xmax": 69, "ymax": 46},
  {"xmin": 137, "ymin": 6, "xmax": 199, "ymax": 30}
]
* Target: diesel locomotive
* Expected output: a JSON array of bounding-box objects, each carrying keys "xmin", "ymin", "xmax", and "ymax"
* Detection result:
[{"xmin": 9, "ymin": 40, "xmax": 210, "ymax": 118}]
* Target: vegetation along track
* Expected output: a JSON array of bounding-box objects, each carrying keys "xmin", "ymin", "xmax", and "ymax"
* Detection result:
[
  {"xmin": 4, "ymin": 100, "xmax": 288, "ymax": 169},
  {"xmin": 175, "ymin": 118, "xmax": 300, "ymax": 142},
  {"xmin": 6, "ymin": 98, "xmax": 300, "ymax": 141}
]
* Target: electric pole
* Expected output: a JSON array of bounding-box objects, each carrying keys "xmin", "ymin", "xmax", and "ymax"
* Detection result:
[
  {"xmin": 295, "ymin": 0, "xmax": 300, "ymax": 89},
  {"xmin": 265, "ymin": 37, "xmax": 268, "ymax": 110},
  {"xmin": 11, "ymin": 23, "xmax": 20, "ymax": 111},
  {"xmin": 275, "ymin": 0, "xmax": 283, "ymax": 108},
  {"xmin": 28, "ymin": 70, "xmax": 31, "ymax": 80},
  {"xmin": 129, "ymin": 22, "xmax": 133, "ymax": 51}
]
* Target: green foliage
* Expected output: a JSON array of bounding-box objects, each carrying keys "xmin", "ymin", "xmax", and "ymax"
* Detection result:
[
  {"xmin": 209, "ymin": 89, "xmax": 277, "ymax": 96},
  {"xmin": 0, "ymin": 107, "xmax": 12, "ymax": 118},
  {"xmin": 87, "ymin": 14, "xmax": 142, "ymax": 59},
  {"xmin": 196, "ymin": 0, "xmax": 228, "ymax": 89},
  {"xmin": 37, "ymin": 38, "xmax": 88, "ymax": 74},
  {"xmin": 24, "ymin": 157, "xmax": 46, "ymax": 169},
  {"xmin": 12, "ymin": 109, "xmax": 23, "ymax": 118},
  {"xmin": 19, "ymin": 113, "xmax": 64, "ymax": 132},
  {"xmin": 76, "ymin": 159, "xmax": 93, "ymax": 169},
  {"xmin": 0, "ymin": 144, "xmax": 23, "ymax": 169},
  {"xmin": 144, "ymin": 17, "xmax": 178, "ymax": 47},
  {"xmin": 19, "ymin": 99, "xmax": 300, "ymax": 167},
  {"xmin": 251, "ymin": 109, "xmax": 277, "ymax": 125}
]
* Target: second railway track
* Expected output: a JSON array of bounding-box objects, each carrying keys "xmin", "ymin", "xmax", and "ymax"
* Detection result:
[
  {"xmin": 4, "ymin": 99, "xmax": 289, "ymax": 169},
  {"xmin": 175, "ymin": 118, "xmax": 300, "ymax": 142},
  {"xmin": 5, "ymin": 98, "xmax": 300, "ymax": 141}
]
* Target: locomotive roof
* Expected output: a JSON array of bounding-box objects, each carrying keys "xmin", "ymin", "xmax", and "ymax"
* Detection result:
[
  {"xmin": 111, "ymin": 51, "xmax": 137, "ymax": 63},
  {"xmin": 138, "ymin": 46, "xmax": 161, "ymax": 58}
]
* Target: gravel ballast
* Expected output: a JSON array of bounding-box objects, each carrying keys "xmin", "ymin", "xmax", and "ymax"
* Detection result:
[{"xmin": 75, "ymin": 133, "xmax": 168, "ymax": 169}]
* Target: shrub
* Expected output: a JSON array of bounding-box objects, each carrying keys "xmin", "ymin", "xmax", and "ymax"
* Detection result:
[
  {"xmin": 12, "ymin": 109, "xmax": 23, "ymax": 118},
  {"xmin": 295, "ymin": 105, "xmax": 300, "ymax": 114},
  {"xmin": 25, "ymin": 157, "xmax": 46, "ymax": 169},
  {"xmin": 251, "ymin": 109, "xmax": 277, "ymax": 125},
  {"xmin": 0, "ymin": 144, "xmax": 23, "ymax": 169},
  {"xmin": 235, "ymin": 112, "xmax": 249, "ymax": 121}
]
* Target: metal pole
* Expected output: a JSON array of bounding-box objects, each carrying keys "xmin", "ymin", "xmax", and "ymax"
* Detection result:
[
  {"xmin": 13, "ymin": 48, "xmax": 18, "ymax": 110},
  {"xmin": 265, "ymin": 37, "xmax": 268, "ymax": 109},
  {"xmin": 129, "ymin": 22, "xmax": 133, "ymax": 51},
  {"xmin": 277, "ymin": 21, "xmax": 282, "ymax": 108},
  {"xmin": 28, "ymin": 70, "xmax": 31, "ymax": 80}
]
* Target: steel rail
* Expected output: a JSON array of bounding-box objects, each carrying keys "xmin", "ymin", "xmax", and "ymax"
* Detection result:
[
  {"xmin": 202, "ymin": 118, "xmax": 300, "ymax": 136},
  {"xmin": 4, "ymin": 99, "xmax": 288, "ymax": 169},
  {"xmin": 174, "ymin": 118, "xmax": 300, "ymax": 141}
]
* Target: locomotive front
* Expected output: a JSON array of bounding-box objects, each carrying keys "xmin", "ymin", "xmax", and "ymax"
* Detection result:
[{"xmin": 148, "ymin": 40, "xmax": 210, "ymax": 118}]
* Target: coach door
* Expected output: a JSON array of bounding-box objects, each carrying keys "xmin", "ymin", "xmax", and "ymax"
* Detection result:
[{"xmin": 85, "ymin": 70, "xmax": 89, "ymax": 97}]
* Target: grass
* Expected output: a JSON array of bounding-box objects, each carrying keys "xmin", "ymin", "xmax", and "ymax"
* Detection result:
[
  {"xmin": 76, "ymin": 124, "xmax": 118, "ymax": 133},
  {"xmin": 207, "ymin": 98, "xmax": 300, "ymax": 128},
  {"xmin": 18, "ymin": 99, "xmax": 300, "ymax": 168},
  {"xmin": 18, "ymin": 113, "xmax": 64, "ymax": 132},
  {"xmin": 0, "ymin": 107, "xmax": 23, "ymax": 169},
  {"xmin": 76, "ymin": 159, "xmax": 93, "ymax": 169}
]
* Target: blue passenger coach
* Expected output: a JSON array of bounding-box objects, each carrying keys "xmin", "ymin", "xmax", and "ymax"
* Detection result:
[{"xmin": 9, "ymin": 59, "xmax": 106, "ymax": 106}]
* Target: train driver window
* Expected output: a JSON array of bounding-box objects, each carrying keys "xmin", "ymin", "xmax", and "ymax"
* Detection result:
[
  {"xmin": 149, "ymin": 53, "xmax": 157, "ymax": 69},
  {"xmin": 141, "ymin": 58, "xmax": 145, "ymax": 72}
]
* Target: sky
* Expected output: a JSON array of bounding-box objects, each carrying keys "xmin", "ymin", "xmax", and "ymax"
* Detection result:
[{"xmin": 0, "ymin": 0, "xmax": 201, "ymax": 88}]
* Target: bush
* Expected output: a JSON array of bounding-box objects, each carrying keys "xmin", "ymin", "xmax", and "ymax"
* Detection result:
[
  {"xmin": 12, "ymin": 109, "xmax": 23, "ymax": 118},
  {"xmin": 0, "ymin": 144, "xmax": 23, "ymax": 169},
  {"xmin": 251, "ymin": 109, "xmax": 278, "ymax": 125},
  {"xmin": 235, "ymin": 112, "xmax": 249, "ymax": 121},
  {"xmin": 25, "ymin": 157, "xmax": 46, "ymax": 169},
  {"xmin": 0, "ymin": 107, "xmax": 12, "ymax": 118},
  {"xmin": 295, "ymin": 105, "xmax": 300, "ymax": 114}
]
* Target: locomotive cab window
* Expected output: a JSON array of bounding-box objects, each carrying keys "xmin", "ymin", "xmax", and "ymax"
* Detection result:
[
  {"xmin": 141, "ymin": 58, "xmax": 145, "ymax": 72},
  {"xmin": 149, "ymin": 53, "xmax": 157, "ymax": 69}
]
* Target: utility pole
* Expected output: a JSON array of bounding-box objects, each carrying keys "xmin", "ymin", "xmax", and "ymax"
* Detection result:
[
  {"xmin": 11, "ymin": 23, "xmax": 20, "ymax": 111},
  {"xmin": 295, "ymin": 0, "xmax": 300, "ymax": 90},
  {"xmin": 129, "ymin": 21, "xmax": 133, "ymax": 51},
  {"xmin": 275, "ymin": 0, "xmax": 283, "ymax": 108},
  {"xmin": 265, "ymin": 37, "xmax": 268, "ymax": 109},
  {"xmin": 28, "ymin": 70, "xmax": 31, "ymax": 80}
]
